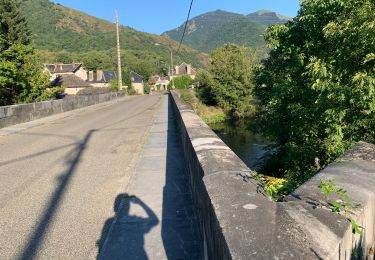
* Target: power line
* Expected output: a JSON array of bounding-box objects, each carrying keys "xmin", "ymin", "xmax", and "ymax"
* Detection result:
[{"xmin": 177, "ymin": 0, "xmax": 194, "ymax": 53}]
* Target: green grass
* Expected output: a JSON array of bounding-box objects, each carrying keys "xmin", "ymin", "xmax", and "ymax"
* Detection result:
[{"xmin": 178, "ymin": 89, "xmax": 230, "ymax": 124}]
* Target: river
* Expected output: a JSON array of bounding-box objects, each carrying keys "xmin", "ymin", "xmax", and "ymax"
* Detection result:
[{"xmin": 209, "ymin": 120, "xmax": 269, "ymax": 171}]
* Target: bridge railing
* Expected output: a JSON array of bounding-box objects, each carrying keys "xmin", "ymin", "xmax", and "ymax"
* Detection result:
[
  {"xmin": 0, "ymin": 92, "xmax": 124, "ymax": 128},
  {"xmin": 170, "ymin": 90, "xmax": 375, "ymax": 260}
]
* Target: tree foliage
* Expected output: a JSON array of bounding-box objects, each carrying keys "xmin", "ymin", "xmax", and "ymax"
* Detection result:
[
  {"xmin": 0, "ymin": 0, "xmax": 62, "ymax": 105},
  {"xmin": 195, "ymin": 69, "xmax": 216, "ymax": 106},
  {"xmin": 206, "ymin": 44, "xmax": 257, "ymax": 118},
  {"xmin": 167, "ymin": 75, "xmax": 193, "ymax": 90},
  {"xmin": 255, "ymin": 0, "xmax": 375, "ymax": 183}
]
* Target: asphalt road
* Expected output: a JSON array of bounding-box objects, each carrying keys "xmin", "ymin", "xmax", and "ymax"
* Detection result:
[{"xmin": 0, "ymin": 94, "xmax": 163, "ymax": 260}]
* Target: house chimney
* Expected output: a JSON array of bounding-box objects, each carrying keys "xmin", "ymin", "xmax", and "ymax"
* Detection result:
[
  {"xmin": 88, "ymin": 71, "xmax": 94, "ymax": 81},
  {"xmin": 97, "ymin": 70, "xmax": 104, "ymax": 81}
]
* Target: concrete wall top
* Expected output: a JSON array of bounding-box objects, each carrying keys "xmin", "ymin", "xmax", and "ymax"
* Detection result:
[
  {"xmin": 0, "ymin": 92, "xmax": 124, "ymax": 128},
  {"xmin": 170, "ymin": 90, "xmax": 375, "ymax": 260}
]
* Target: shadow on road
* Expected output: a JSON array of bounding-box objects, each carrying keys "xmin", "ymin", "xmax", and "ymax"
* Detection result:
[
  {"xmin": 97, "ymin": 95, "xmax": 203, "ymax": 259},
  {"xmin": 97, "ymin": 194, "xmax": 158, "ymax": 259},
  {"xmin": 18, "ymin": 129, "xmax": 96, "ymax": 260},
  {"xmin": 161, "ymin": 95, "xmax": 204, "ymax": 259},
  {"xmin": 13, "ymin": 95, "xmax": 164, "ymax": 260}
]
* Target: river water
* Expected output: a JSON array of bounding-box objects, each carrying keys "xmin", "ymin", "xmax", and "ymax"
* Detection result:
[{"xmin": 209, "ymin": 120, "xmax": 269, "ymax": 171}]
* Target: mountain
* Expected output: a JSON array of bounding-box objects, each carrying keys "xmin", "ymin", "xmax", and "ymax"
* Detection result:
[
  {"xmin": 247, "ymin": 10, "xmax": 291, "ymax": 26},
  {"xmin": 163, "ymin": 9, "xmax": 291, "ymax": 53},
  {"xmin": 19, "ymin": 0, "xmax": 207, "ymax": 77}
]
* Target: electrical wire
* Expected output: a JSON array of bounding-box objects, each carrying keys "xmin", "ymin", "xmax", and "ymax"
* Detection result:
[{"xmin": 177, "ymin": 0, "xmax": 194, "ymax": 53}]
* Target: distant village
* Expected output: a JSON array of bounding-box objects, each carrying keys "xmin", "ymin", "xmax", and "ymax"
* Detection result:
[{"xmin": 43, "ymin": 62, "xmax": 197, "ymax": 95}]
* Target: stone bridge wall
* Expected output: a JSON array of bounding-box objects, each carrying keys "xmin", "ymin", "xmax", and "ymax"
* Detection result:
[
  {"xmin": 170, "ymin": 91, "xmax": 375, "ymax": 260},
  {"xmin": 0, "ymin": 92, "xmax": 124, "ymax": 128}
]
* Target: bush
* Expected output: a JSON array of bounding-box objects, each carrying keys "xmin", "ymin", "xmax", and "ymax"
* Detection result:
[
  {"xmin": 144, "ymin": 83, "xmax": 151, "ymax": 94},
  {"xmin": 167, "ymin": 75, "xmax": 193, "ymax": 90},
  {"xmin": 109, "ymin": 80, "xmax": 119, "ymax": 92},
  {"xmin": 126, "ymin": 86, "xmax": 137, "ymax": 96}
]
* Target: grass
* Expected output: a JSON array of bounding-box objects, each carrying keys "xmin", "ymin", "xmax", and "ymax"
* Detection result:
[{"xmin": 178, "ymin": 89, "xmax": 230, "ymax": 124}]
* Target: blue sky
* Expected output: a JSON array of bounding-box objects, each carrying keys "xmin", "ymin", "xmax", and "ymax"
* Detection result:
[{"xmin": 52, "ymin": 0, "xmax": 300, "ymax": 34}]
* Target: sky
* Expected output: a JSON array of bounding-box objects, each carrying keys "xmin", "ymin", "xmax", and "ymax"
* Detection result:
[{"xmin": 52, "ymin": 0, "xmax": 301, "ymax": 35}]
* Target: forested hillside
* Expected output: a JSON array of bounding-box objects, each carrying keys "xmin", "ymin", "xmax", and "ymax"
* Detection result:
[
  {"xmin": 19, "ymin": 0, "xmax": 207, "ymax": 77},
  {"xmin": 163, "ymin": 9, "xmax": 290, "ymax": 53}
]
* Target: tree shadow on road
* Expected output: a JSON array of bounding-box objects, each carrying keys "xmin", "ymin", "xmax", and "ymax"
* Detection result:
[
  {"xmin": 18, "ymin": 129, "xmax": 96, "ymax": 260},
  {"xmin": 14, "ymin": 96, "xmax": 163, "ymax": 260}
]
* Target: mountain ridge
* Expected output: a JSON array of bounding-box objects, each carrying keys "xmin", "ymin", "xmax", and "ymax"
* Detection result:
[
  {"xmin": 163, "ymin": 9, "xmax": 292, "ymax": 53},
  {"xmin": 247, "ymin": 10, "xmax": 291, "ymax": 26}
]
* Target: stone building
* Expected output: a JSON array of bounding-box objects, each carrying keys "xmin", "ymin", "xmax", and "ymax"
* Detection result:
[
  {"xmin": 44, "ymin": 63, "xmax": 117, "ymax": 94},
  {"xmin": 171, "ymin": 62, "xmax": 197, "ymax": 80},
  {"xmin": 86, "ymin": 70, "xmax": 117, "ymax": 88},
  {"xmin": 51, "ymin": 74, "xmax": 93, "ymax": 95},
  {"xmin": 130, "ymin": 71, "xmax": 144, "ymax": 95},
  {"xmin": 149, "ymin": 75, "xmax": 169, "ymax": 91},
  {"xmin": 44, "ymin": 63, "xmax": 87, "ymax": 82}
]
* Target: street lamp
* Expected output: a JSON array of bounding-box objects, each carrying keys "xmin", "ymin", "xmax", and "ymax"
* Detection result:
[{"xmin": 154, "ymin": 43, "xmax": 175, "ymax": 89}]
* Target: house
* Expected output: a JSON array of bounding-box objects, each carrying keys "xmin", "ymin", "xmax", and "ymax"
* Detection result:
[
  {"xmin": 86, "ymin": 70, "xmax": 117, "ymax": 88},
  {"xmin": 130, "ymin": 71, "xmax": 144, "ymax": 95},
  {"xmin": 149, "ymin": 75, "xmax": 161, "ymax": 85},
  {"xmin": 44, "ymin": 63, "xmax": 118, "ymax": 94},
  {"xmin": 155, "ymin": 79, "xmax": 169, "ymax": 91},
  {"xmin": 45, "ymin": 63, "xmax": 92, "ymax": 95},
  {"xmin": 171, "ymin": 62, "xmax": 197, "ymax": 80},
  {"xmin": 51, "ymin": 74, "xmax": 93, "ymax": 95},
  {"xmin": 44, "ymin": 63, "xmax": 87, "ymax": 82},
  {"xmin": 149, "ymin": 75, "xmax": 169, "ymax": 91}
]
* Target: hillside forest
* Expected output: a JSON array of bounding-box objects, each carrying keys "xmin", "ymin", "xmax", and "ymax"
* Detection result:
[{"xmin": 20, "ymin": 0, "xmax": 207, "ymax": 83}]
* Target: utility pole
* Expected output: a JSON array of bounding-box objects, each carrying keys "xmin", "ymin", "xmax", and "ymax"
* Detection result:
[
  {"xmin": 155, "ymin": 43, "xmax": 175, "ymax": 89},
  {"xmin": 169, "ymin": 51, "xmax": 173, "ymax": 76},
  {"xmin": 115, "ymin": 10, "xmax": 123, "ymax": 89},
  {"xmin": 170, "ymin": 50, "xmax": 175, "ymax": 88}
]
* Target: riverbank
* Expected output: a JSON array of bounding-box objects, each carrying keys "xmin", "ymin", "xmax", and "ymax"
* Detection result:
[
  {"xmin": 177, "ymin": 89, "xmax": 230, "ymax": 124},
  {"xmin": 176, "ymin": 89, "xmax": 289, "ymax": 201}
]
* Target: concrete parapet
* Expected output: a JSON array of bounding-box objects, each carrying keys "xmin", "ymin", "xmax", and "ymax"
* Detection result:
[
  {"xmin": 170, "ymin": 90, "xmax": 375, "ymax": 259},
  {"xmin": 0, "ymin": 92, "xmax": 124, "ymax": 128}
]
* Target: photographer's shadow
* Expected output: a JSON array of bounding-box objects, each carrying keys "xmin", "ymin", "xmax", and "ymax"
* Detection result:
[{"xmin": 97, "ymin": 193, "xmax": 159, "ymax": 260}]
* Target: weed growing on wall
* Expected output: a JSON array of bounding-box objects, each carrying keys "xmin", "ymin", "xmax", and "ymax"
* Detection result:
[{"xmin": 318, "ymin": 178, "xmax": 362, "ymax": 235}]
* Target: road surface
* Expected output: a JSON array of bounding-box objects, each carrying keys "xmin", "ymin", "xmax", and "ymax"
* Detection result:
[{"xmin": 0, "ymin": 95, "xmax": 163, "ymax": 259}]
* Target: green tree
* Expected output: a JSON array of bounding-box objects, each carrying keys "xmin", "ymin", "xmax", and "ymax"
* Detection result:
[
  {"xmin": 195, "ymin": 69, "xmax": 216, "ymax": 106},
  {"xmin": 168, "ymin": 75, "xmax": 193, "ymax": 90},
  {"xmin": 144, "ymin": 82, "xmax": 151, "ymax": 95},
  {"xmin": 0, "ymin": 0, "xmax": 60, "ymax": 105},
  {"xmin": 209, "ymin": 44, "xmax": 257, "ymax": 118},
  {"xmin": 255, "ymin": 0, "xmax": 375, "ymax": 183},
  {"xmin": 0, "ymin": 0, "xmax": 30, "ymax": 50},
  {"xmin": 55, "ymin": 50, "xmax": 73, "ymax": 64}
]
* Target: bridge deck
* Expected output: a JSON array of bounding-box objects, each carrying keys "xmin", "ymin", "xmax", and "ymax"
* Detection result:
[
  {"xmin": 0, "ymin": 94, "xmax": 203, "ymax": 259},
  {"xmin": 99, "ymin": 95, "xmax": 204, "ymax": 259}
]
